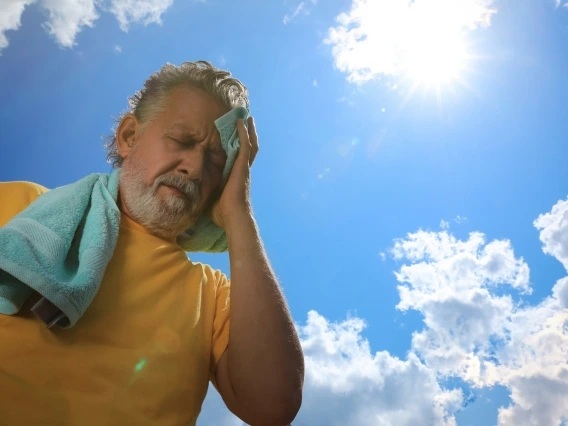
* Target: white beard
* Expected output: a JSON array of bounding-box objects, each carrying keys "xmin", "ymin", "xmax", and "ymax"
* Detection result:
[{"xmin": 119, "ymin": 147, "xmax": 201, "ymax": 240}]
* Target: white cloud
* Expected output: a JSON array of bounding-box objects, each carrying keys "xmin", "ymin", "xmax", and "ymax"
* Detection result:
[
  {"xmin": 534, "ymin": 198, "xmax": 568, "ymax": 271},
  {"xmin": 283, "ymin": 0, "xmax": 317, "ymax": 25},
  {"xmin": 313, "ymin": 79, "xmax": 318, "ymax": 87},
  {"xmin": 325, "ymin": 0, "xmax": 496, "ymax": 83},
  {"xmin": 440, "ymin": 219, "xmax": 450, "ymax": 229},
  {"xmin": 0, "ymin": 0, "xmax": 176, "ymax": 53},
  {"xmin": 108, "ymin": 0, "xmax": 174, "ymax": 32},
  {"xmin": 293, "ymin": 311, "xmax": 462, "ymax": 426},
  {"xmin": 0, "ymin": 0, "xmax": 37, "ymax": 51},
  {"xmin": 495, "ymin": 304, "xmax": 568, "ymax": 425},
  {"xmin": 41, "ymin": 0, "xmax": 99, "ymax": 48},
  {"xmin": 392, "ymin": 230, "xmax": 531, "ymax": 379},
  {"xmin": 391, "ymin": 197, "xmax": 568, "ymax": 425},
  {"xmin": 113, "ymin": 44, "xmax": 122, "ymax": 54}
]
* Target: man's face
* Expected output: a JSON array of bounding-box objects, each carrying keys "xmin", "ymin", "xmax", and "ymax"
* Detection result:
[{"xmin": 118, "ymin": 85, "xmax": 229, "ymax": 240}]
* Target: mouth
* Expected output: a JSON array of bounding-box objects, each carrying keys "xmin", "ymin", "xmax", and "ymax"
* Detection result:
[{"xmin": 163, "ymin": 184, "xmax": 188, "ymax": 200}]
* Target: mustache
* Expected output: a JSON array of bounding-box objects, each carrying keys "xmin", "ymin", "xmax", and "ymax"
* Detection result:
[{"xmin": 154, "ymin": 174, "xmax": 200, "ymax": 202}]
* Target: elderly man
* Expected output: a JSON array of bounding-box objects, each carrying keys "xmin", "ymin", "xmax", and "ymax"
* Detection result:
[{"xmin": 0, "ymin": 61, "xmax": 304, "ymax": 426}]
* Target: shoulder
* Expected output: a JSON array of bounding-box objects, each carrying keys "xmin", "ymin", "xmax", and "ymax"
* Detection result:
[
  {"xmin": 0, "ymin": 181, "xmax": 49, "ymax": 226},
  {"xmin": 0, "ymin": 180, "xmax": 49, "ymax": 199},
  {"xmin": 190, "ymin": 261, "xmax": 230, "ymax": 289}
]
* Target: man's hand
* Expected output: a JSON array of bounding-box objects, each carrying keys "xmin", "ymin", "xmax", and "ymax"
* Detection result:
[{"xmin": 209, "ymin": 116, "xmax": 258, "ymax": 229}]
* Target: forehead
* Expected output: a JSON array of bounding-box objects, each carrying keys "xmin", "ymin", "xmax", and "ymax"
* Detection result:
[{"xmin": 157, "ymin": 85, "xmax": 229, "ymax": 136}]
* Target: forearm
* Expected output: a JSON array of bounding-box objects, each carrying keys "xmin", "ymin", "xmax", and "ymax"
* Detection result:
[{"xmin": 224, "ymin": 211, "xmax": 304, "ymax": 420}]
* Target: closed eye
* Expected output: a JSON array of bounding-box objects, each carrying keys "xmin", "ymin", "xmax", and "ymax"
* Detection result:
[{"xmin": 168, "ymin": 136, "xmax": 196, "ymax": 147}]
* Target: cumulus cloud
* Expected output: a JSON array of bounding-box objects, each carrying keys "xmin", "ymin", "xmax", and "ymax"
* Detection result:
[
  {"xmin": 294, "ymin": 311, "xmax": 462, "ymax": 426},
  {"xmin": 108, "ymin": 0, "xmax": 174, "ymax": 32},
  {"xmin": 0, "ymin": 0, "xmax": 36, "ymax": 51},
  {"xmin": 534, "ymin": 197, "xmax": 568, "ymax": 270},
  {"xmin": 495, "ymin": 304, "xmax": 568, "ymax": 425},
  {"xmin": 0, "ymin": 0, "xmax": 176, "ymax": 53},
  {"xmin": 392, "ymin": 231, "xmax": 531, "ymax": 382},
  {"xmin": 41, "ymin": 0, "xmax": 98, "ymax": 47},
  {"xmin": 392, "ymin": 199, "xmax": 568, "ymax": 425},
  {"xmin": 325, "ymin": 0, "xmax": 496, "ymax": 83},
  {"xmin": 283, "ymin": 0, "xmax": 318, "ymax": 25}
]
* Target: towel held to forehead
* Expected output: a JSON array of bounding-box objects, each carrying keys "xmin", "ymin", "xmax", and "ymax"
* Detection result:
[{"xmin": 0, "ymin": 106, "xmax": 249, "ymax": 328}]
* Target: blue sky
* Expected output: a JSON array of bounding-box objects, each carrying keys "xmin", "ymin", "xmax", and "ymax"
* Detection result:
[{"xmin": 1, "ymin": 0, "xmax": 568, "ymax": 425}]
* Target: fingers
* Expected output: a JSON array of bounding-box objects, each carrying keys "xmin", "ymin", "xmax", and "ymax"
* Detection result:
[
  {"xmin": 236, "ymin": 118, "xmax": 252, "ymax": 169},
  {"xmin": 247, "ymin": 116, "xmax": 259, "ymax": 166}
]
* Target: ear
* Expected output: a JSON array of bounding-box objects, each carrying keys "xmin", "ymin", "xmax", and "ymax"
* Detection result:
[{"xmin": 116, "ymin": 113, "xmax": 141, "ymax": 160}]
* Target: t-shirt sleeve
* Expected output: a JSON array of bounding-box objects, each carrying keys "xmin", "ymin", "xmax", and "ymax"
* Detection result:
[
  {"xmin": 0, "ymin": 181, "xmax": 49, "ymax": 227},
  {"xmin": 209, "ymin": 269, "xmax": 231, "ymax": 389}
]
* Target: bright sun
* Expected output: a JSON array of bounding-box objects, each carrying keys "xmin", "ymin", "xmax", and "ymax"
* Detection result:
[
  {"xmin": 402, "ymin": 32, "xmax": 469, "ymax": 89},
  {"xmin": 326, "ymin": 0, "xmax": 495, "ymax": 95},
  {"xmin": 398, "ymin": 5, "xmax": 475, "ymax": 91}
]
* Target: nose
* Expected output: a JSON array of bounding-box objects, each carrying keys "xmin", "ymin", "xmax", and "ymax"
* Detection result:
[{"xmin": 177, "ymin": 147, "xmax": 204, "ymax": 183}]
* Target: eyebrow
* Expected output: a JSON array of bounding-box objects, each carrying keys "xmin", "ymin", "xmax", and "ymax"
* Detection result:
[{"xmin": 164, "ymin": 123, "xmax": 199, "ymax": 135}]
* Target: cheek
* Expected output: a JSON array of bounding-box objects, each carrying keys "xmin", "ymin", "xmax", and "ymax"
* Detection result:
[
  {"xmin": 136, "ymin": 143, "xmax": 173, "ymax": 185},
  {"xmin": 132, "ymin": 157, "xmax": 154, "ymax": 187}
]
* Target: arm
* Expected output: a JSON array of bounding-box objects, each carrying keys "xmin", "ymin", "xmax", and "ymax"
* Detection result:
[
  {"xmin": 211, "ymin": 118, "xmax": 304, "ymax": 425},
  {"xmin": 216, "ymin": 212, "xmax": 304, "ymax": 425}
]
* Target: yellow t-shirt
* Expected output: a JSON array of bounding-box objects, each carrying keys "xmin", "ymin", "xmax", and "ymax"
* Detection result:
[{"xmin": 0, "ymin": 181, "xmax": 231, "ymax": 426}]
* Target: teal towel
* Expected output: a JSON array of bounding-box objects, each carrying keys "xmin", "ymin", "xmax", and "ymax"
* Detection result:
[
  {"xmin": 0, "ymin": 171, "xmax": 121, "ymax": 328},
  {"xmin": 0, "ymin": 107, "xmax": 248, "ymax": 328}
]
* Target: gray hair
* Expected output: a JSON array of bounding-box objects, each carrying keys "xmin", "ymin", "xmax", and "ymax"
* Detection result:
[{"xmin": 104, "ymin": 60, "xmax": 249, "ymax": 168}]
